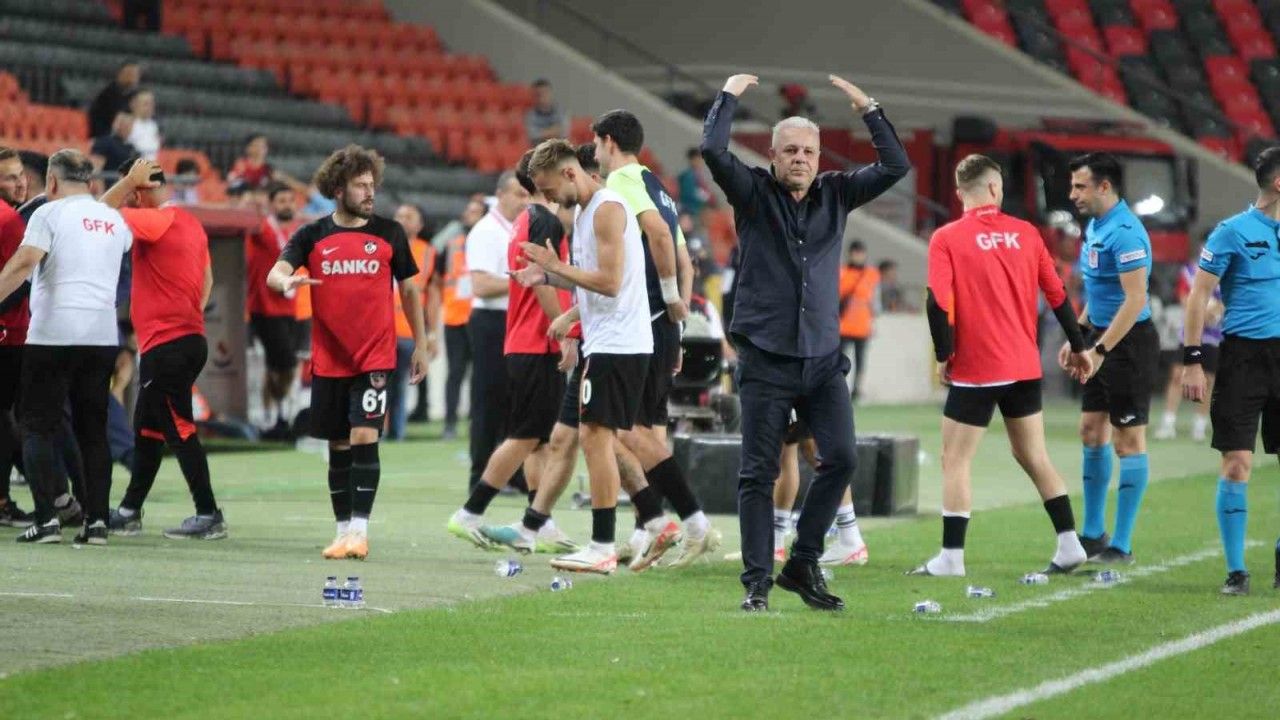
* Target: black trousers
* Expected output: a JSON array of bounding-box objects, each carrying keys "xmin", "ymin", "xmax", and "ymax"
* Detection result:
[
  {"xmin": 20, "ymin": 345, "xmax": 117, "ymax": 525},
  {"xmin": 735, "ymin": 337, "xmax": 856, "ymax": 587},
  {"xmin": 444, "ymin": 323, "xmax": 471, "ymax": 427},
  {"xmin": 467, "ymin": 310, "xmax": 508, "ymax": 489}
]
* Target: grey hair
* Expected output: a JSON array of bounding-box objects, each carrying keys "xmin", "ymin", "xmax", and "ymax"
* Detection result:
[
  {"xmin": 48, "ymin": 149, "xmax": 93, "ymax": 184},
  {"xmin": 495, "ymin": 169, "xmax": 518, "ymax": 193},
  {"xmin": 771, "ymin": 116, "xmax": 820, "ymax": 148}
]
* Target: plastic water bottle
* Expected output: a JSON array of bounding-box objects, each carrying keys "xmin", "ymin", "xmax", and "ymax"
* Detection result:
[
  {"xmin": 913, "ymin": 600, "xmax": 942, "ymax": 614},
  {"xmin": 1020, "ymin": 572, "xmax": 1049, "ymax": 585},
  {"xmin": 1092, "ymin": 570, "xmax": 1121, "ymax": 584},
  {"xmin": 494, "ymin": 559, "xmax": 523, "ymax": 578},
  {"xmin": 820, "ymin": 568, "xmax": 834, "ymax": 582},
  {"xmin": 344, "ymin": 577, "xmax": 364, "ymax": 610},
  {"xmin": 323, "ymin": 576, "xmax": 340, "ymax": 608},
  {"xmin": 549, "ymin": 576, "xmax": 573, "ymax": 592},
  {"xmin": 966, "ymin": 585, "xmax": 995, "ymax": 598}
]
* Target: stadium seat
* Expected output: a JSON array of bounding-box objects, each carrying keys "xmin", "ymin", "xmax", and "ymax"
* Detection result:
[{"xmin": 1105, "ymin": 25, "xmax": 1149, "ymax": 55}]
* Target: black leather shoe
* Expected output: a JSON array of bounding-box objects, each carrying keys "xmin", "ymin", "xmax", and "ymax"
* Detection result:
[
  {"xmin": 776, "ymin": 559, "xmax": 844, "ymax": 611},
  {"xmin": 741, "ymin": 581, "xmax": 770, "ymax": 612}
]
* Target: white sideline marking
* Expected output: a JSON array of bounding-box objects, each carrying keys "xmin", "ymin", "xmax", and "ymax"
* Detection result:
[
  {"xmin": 935, "ymin": 609, "xmax": 1280, "ymax": 720},
  {"xmin": 0, "ymin": 590, "xmax": 394, "ymax": 614},
  {"xmin": 941, "ymin": 543, "xmax": 1261, "ymax": 623}
]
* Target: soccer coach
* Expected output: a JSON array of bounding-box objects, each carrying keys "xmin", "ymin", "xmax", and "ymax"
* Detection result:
[{"xmin": 702, "ymin": 74, "xmax": 909, "ymax": 611}]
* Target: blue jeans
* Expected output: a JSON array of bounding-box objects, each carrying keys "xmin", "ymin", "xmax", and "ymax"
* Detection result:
[{"xmin": 387, "ymin": 338, "xmax": 416, "ymax": 441}]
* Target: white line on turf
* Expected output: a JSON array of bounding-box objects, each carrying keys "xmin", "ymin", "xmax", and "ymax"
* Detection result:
[
  {"xmin": 935, "ymin": 608, "xmax": 1280, "ymax": 720},
  {"xmin": 940, "ymin": 542, "xmax": 1262, "ymax": 624},
  {"xmin": 0, "ymin": 590, "xmax": 394, "ymax": 614}
]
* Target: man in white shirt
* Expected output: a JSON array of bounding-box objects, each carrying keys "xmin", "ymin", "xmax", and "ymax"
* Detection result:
[
  {"xmin": 464, "ymin": 171, "xmax": 528, "ymax": 490},
  {"xmin": 518, "ymin": 139, "xmax": 653, "ymax": 574},
  {"xmin": 0, "ymin": 149, "xmax": 132, "ymax": 545}
]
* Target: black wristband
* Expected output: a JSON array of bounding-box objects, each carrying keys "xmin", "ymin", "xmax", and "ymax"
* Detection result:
[{"xmin": 1183, "ymin": 345, "xmax": 1204, "ymax": 365}]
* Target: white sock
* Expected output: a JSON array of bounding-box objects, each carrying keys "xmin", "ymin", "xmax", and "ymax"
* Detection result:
[
  {"xmin": 835, "ymin": 503, "xmax": 864, "ymax": 547},
  {"xmin": 683, "ymin": 510, "xmax": 709, "ymax": 539},
  {"xmin": 1193, "ymin": 415, "xmax": 1209, "ymax": 433},
  {"xmin": 456, "ymin": 508, "xmax": 479, "ymax": 522},
  {"xmin": 773, "ymin": 509, "xmax": 791, "ymax": 550},
  {"xmin": 926, "ymin": 548, "xmax": 965, "ymax": 575},
  {"xmin": 349, "ymin": 517, "xmax": 368, "ymax": 535},
  {"xmin": 1055, "ymin": 530, "xmax": 1087, "ymax": 566},
  {"xmin": 517, "ymin": 524, "xmax": 536, "ymax": 541},
  {"xmin": 628, "ymin": 527, "xmax": 649, "ymax": 549},
  {"xmin": 117, "ymin": 506, "xmax": 137, "ymax": 518},
  {"xmin": 1161, "ymin": 411, "xmax": 1177, "ymax": 428},
  {"xmin": 336, "ymin": 520, "xmax": 350, "ymax": 536},
  {"xmin": 590, "ymin": 540, "xmax": 616, "ymax": 557},
  {"xmin": 541, "ymin": 517, "xmax": 557, "ymax": 532}
]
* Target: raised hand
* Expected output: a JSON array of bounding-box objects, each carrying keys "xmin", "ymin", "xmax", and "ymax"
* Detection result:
[
  {"xmin": 722, "ymin": 74, "xmax": 759, "ymax": 97},
  {"xmin": 829, "ymin": 74, "xmax": 871, "ymax": 110}
]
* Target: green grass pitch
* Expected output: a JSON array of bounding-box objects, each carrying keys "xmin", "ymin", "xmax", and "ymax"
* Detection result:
[{"xmin": 2, "ymin": 403, "xmax": 1278, "ymax": 719}]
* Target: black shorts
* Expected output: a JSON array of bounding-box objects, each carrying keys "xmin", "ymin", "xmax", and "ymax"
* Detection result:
[
  {"xmin": 784, "ymin": 409, "xmax": 811, "ymax": 444},
  {"xmin": 580, "ymin": 352, "xmax": 649, "ymax": 431},
  {"xmin": 1177, "ymin": 343, "xmax": 1220, "ymax": 374},
  {"xmin": 250, "ymin": 314, "xmax": 298, "ymax": 372},
  {"xmin": 308, "ymin": 369, "xmax": 392, "ymax": 441},
  {"xmin": 136, "ymin": 334, "xmax": 207, "ymax": 442},
  {"xmin": 558, "ymin": 362, "xmax": 583, "ymax": 429},
  {"xmin": 505, "ymin": 353, "xmax": 565, "ymax": 443},
  {"xmin": 944, "ymin": 379, "xmax": 1043, "ymax": 427},
  {"xmin": 1081, "ymin": 319, "xmax": 1160, "ymax": 428},
  {"xmin": 1210, "ymin": 336, "xmax": 1280, "ymax": 454},
  {"xmin": 636, "ymin": 318, "xmax": 680, "ymax": 427}
]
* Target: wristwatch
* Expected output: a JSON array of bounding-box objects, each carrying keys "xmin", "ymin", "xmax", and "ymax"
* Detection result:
[
  {"xmin": 1093, "ymin": 343, "xmax": 1109, "ymax": 356},
  {"xmin": 859, "ymin": 98, "xmax": 881, "ymax": 115}
]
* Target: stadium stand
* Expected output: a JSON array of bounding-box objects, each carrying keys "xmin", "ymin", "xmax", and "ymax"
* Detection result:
[{"xmin": 934, "ymin": 0, "xmax": 1280, "ymax": 162}]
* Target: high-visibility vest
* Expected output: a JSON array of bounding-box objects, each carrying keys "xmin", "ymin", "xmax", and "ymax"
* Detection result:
[
  {"xmin": 394, "ymin": 238, "xmax": 436, "ymax": 339},
  {"xmin": 441, "ymin": 231, "xmax": 471, "ymax": 327},
  {"xmin": 838, "ymin": 265, "xmax": 879, "ymax": 339}
]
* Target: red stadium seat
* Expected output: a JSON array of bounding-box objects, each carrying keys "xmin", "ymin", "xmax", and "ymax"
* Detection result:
[
  {"xmin": 1104, "ymin": 26, "xmax": 1148, "ymax": 56},
  {"xmin": 1231, "ymin": 29, "xmax": 1277, "ymax": 61},
  {"xmin": 1129, "ymin": 0, "xmax": 1178, "ymax": 32}
]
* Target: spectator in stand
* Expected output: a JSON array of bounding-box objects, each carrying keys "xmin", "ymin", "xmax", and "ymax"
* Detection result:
[
  {"xmin": 524, "ymin": 79, "xmax": 567, "ymax": 146},
  {"xmin": 877, "ymin": 259, "xmax": 915, "ymax": 313},
  {"xmin": 437, "ymin": 196, "xmax": 484, "ymax": 439},
  {"xmin": 227, "ymin": 134, "xmax": 275, "ymax": 195},
  {"xmin": 122, "ymin": 0, "xmax": 161, "ymax": 32},
  {"xmin": 247, "ymin": 184, "xmax": 303, "ymax": 438},
  {"xmin": 170, "ymin": 159, "xmax": 201, "ymax": 204},
  {"xmin": 126, "ymin": 89, "xmax": 161, "ymax": 161},
  {"xmin": 88, "ymin": 62, "xmax": 141, "ymax": 139},
  {"xmin": 839, "ymin": 241, "xmax": 880, "ymax": 403},
  {"xmin": 90, "ymin": 112, "xmax": 140, "ymax": 175},
  {"xmin": 779, "ymin": 83, "xmax": 817, "ymax": 121},
  {"xmin": 388, "ymin": 204, "xmax": 441, "ymax": 440},
  {"xmin": 678, "ymin": 147, "xmax": 717, "ymax": 217}
]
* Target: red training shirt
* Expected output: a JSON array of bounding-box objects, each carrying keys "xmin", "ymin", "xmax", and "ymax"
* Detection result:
[
  {"xmin": 927, "ymin": 205, "xmax": 1066, "ymax": 386},
  {"xmin": 0, "ymin": 202, "xmax": 28, "ymax": 346},
  {"xmin": 506, "ymin": 204, "xmax": 570, "ymax": 355},
  {"xmin": 246, "ymin": 215, "xmax": 301, "ymax": 317},
  {"xmin": 120, "ymin": 206, "xmax": 210, "ymax": 354},
  {"xmin": 280, "ymin": 214, "xmax": 417, "ymax": 377}
]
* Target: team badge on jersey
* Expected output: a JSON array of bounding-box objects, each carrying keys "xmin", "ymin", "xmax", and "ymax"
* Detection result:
[
  {"xmin": 1088, "ymin": 248, "xmax": 1099, "ymax": 269},
  {"xmin": 369, "ymin": 371, "xmax": 387, "ymax": 390},
  {"xmin": 364, "ymin": 241, "xmax": 377, "ymax": 255}
]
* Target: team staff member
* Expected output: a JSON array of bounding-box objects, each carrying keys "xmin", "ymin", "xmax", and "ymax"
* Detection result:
[
  {"xmin": 465, "ymin": 174, "xmax": 529, "ymax": 490},
  {"xmin": 703, "ymin": 73, "xmax": 909, "ymax": 611},
  {"xmin": 1058, "ymin": 152, "xmax": 1158, "ymax": 565},
  {"xmin": 247, "ymin": 183, "xmax": 304, "ymax": 437},
  {"xmin": 1183, "ymin": 146, "xmax": 1280, "ymax": 596},
  {"xmin": 101, "ymin": 158, "xmax": 224, "ymax": 540},
  {"xmin": 268, "ymin": 145, "xmax": 429, "ymax": 561},
  {"xmin": 910, "ymin": 154, "xmax": 1092, "ymax": 578},
  {"xmin": 1, "ymin": 150, "xmax": 130, "ymax": 545},
  {"xmin": 838, "ymin": 240, "xmax": 879, "ymax": 403}
]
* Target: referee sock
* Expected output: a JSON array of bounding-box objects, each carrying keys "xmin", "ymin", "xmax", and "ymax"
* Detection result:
[
  {"xmin": 1216, "ymin": 478, "xmax": 1248, "ymax": 573},
  {"xmin": 327, "ymin": 449, "xmax": 353, "ymax": 525},
  {"xmin": 350, "ymin": 443, "xmax": 380, "ymax": 521},
  {"xmin": 1081, "ymin": 443, "xmax": 1113, "ymax": 540},
  {"xmin": 1110, "ymin": 454, "xmax": 1149, "ymax": 554},
  {"xmin": 462, "ymin": 480, "xmax": 500, "ymax": 516}
]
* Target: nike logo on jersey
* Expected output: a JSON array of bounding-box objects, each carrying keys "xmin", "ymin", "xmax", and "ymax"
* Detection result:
[{"xmin": 322, "ymin": 246, "xmax": 340, "ymax": 256}]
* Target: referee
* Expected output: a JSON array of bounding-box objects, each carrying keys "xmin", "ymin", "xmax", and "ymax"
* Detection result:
[
  {"xmin": 0, "ymin": 149, "xmax": 131, "ymax": 545},
  {"xmin": 701, "ymin": 73, "xmax": 909, "ymax": 611},
  {"xmin": 1182, "ymin": 146, "xmax": 1280, "ymax": 596}
]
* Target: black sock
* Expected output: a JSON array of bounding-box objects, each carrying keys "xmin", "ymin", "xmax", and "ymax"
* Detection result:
[
  {"xmin": 630, "ymin": 486, "xmax": 664, "ymax": 525},
  {"xmin": 591, "ymin": 506, "xmax": 616, "ymax": 545},
  {"xmin": 645, "ymin": 457, "xmax": 700, "ymax": 519},
  {"xmin": 522, "ymin": 506, "xmax": 550, "ymax": 533},
  {"xmin": 350, "ymin": 443, "xmax": 380, "ymax": 518},
  {"xmin": 172, "ymin": 436, "xmax": 216, "ymax": 516},
  {"xmin": 1043, "ymin": 494, "xmax": 1076, "ymax": 534},
  {"xmin": 121, "ymin": 435, "xmax": 163, "ymax": 512},
  {"xmin": 527, "ymin": 488, "xmax": 538, "ymax": 507},
  {"xmin": 942, "ymin": 514, "xmax": 969, "ymax": 550},
  {"xmin": 328, "ymin": 449, "xmax": 353, "ymax": 522},
  {"xmin": 463, "ymin": 480, "xmax": 500, "ymax": 515}
]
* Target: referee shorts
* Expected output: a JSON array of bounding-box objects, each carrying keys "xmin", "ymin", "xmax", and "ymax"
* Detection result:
[
  {"xmin": 1081, "ymin": 320, "xmax": 1160, "ymax": 428},
  {"xmin": 1210, "ymin": 335, "xmax": 1280, "ymax": 454}
]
